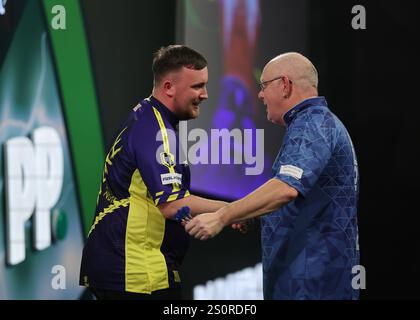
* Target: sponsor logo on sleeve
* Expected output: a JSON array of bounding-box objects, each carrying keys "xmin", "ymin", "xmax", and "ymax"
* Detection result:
[
  {"xmin": 279, "ymin": 165, "xmax": 303, "ymax": 180},
  {"xmin": 161, "ymin": 173, "xmax": 182, "ymax": 185},
  {"xmin": 132, "ymin": 103, "xmax": 142, "ymax": 112}
]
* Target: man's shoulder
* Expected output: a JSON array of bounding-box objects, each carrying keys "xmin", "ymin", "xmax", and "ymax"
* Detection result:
[
  {"xmin": 132, "ymin": 99, "xmax": 153, "ymax": 118},
  {"xmin": 299, "ymin": 104, "xmax": 332, "ymax": 119},
  {"xmin": 295, "ymin": 105, "xmax": 342, "ymax": 130},
  {"xmin": 286, "ymin": 106, "xmax": 345, "ymax": 147},
  {"xmin": 127, "ymin": 101, "xmax": 161, "ymax": 130}
]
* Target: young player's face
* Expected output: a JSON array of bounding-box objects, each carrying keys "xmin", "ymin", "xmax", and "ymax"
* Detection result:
[{"xmin": 172, "ymin": 67, "xmax": 208, "ymax": 120}]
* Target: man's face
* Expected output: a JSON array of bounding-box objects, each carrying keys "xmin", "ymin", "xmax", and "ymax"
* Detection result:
[
  {"xmin": 172, "ymin": 67, "xmax": 208, "ymax": 120},
  {"xmin": 258, "ymin": 63, "xmax": 286, "ymax": 125}
]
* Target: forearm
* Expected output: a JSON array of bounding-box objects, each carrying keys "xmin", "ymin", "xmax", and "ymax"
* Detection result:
[
  {"xmin": 218, "ymin": 179, "xmax": 298, "ymax": 226},
  {"xmin": 185, "ymin": 195, "xmax": 228, "ymax": 216},
  {"xmin": 158, "ymin": 194, "xmax": 228, "ymax": 219}
]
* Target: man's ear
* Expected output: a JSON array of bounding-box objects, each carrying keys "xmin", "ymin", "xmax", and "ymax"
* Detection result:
[
  {"xmin": 282, "ymin": 76, "xmax": 292, "ymax": 99},
  {"xmin": 163, "ymin": 80, "xmax": 175, "ymax": 97}
]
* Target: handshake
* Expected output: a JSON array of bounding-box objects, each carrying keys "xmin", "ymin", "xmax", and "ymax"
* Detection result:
[{"xmin": 174, "ymin": 206, "xmax": 254, "ymax": 240}]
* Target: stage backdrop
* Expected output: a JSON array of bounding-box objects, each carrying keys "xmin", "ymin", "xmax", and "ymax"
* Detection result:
[{"xmin": 0, "ymin": 0, "xmax": 104, "ymax": 299}]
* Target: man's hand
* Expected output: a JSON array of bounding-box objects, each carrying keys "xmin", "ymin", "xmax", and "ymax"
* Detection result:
[
  {"xmin": 231, "ymin": 218, "xmax": 258, "ymax": 233},
  {"xmin": 184, "ymin": 212, "xmax": 224, "ymax": 240},
  {"xmin": 232, "ymin": 220, "xmax": 250, "ymax": 233}
]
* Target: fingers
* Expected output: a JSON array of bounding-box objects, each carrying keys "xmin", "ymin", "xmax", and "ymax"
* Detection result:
[
  {"xmin": 186, "ymin": 221, "xmax": 200, "ymax": 236},
  {"xmin": 231, "ymin": 222, "xmax": 248, "ymax": 233},
  {"xmin": 184, "ymin": 218, "xmax": 211, "ymax": 240},
  {"xmin": 184, "ymin": 218, "xmax": 196, "ymax": 233},
  {"xmin": 196, "ymin": 233, "xmax": 210, "ymax": 241},
  {"xmin": 191, "ymin": 227, "xmax": 210, "ymax": 240},
  {"xmin": 200, "ymin": 234, "xmax": 210, "ymax": 241}
]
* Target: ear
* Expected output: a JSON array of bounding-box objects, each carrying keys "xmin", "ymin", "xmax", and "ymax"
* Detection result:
[
  {"xmin": 282, "ymin": 76, "xmax": 292, "ymax": 99},
  {"xmin": 163, "ymin": 80, "xmax": 175, "ymax": 98}
]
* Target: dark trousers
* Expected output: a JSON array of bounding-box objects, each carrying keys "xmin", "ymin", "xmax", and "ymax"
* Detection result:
[{"xmin": 89, "ymin": 287, "xmax": 182, "ymax": 300}]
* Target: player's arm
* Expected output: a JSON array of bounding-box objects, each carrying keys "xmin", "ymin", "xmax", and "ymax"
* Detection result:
[
  {"xmin": 158, "ymin": 195, "xmax": 228, "ymax": 220},
  {"xmin": 216, "ymin": 178, "xmax": 297, "ymax": 226},
  {"xmin": 185, "ymin": 178, "xmax": 297, "ymax": 240}
]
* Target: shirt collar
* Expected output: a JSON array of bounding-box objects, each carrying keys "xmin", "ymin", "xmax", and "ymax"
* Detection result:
[
  {"xmin": 283, "ymin": 96, "xmax": 328, "ymax": 126},
  {"xmin": 145, "ymin": 95, "xmax": 180, "ymax": 129}
]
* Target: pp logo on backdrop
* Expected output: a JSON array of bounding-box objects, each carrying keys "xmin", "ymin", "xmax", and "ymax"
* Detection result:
[{"xmin": 4, "ymin": 126, "xmax": 64, "ymax": 265}]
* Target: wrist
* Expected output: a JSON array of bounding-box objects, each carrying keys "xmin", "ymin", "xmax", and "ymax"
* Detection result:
[{"xmin": 216, "ymin": 206, "xmax": 230, "ymax": 227}]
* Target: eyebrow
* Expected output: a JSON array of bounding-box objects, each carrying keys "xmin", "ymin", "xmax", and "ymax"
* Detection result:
[{"xmin": 191, "ymin": 82, "xmax": 206, "ymax": 87}]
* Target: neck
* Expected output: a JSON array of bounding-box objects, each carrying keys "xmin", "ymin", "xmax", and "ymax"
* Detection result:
[
  {"xmin": 280, "ymin": 92, "xmax": 319, "ymax": 125},
  {"xmin": 151, "ymin": 88, "xmax": 176, "ymax": 113}
]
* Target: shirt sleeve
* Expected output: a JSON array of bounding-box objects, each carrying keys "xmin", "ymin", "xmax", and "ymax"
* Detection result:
[
  {"xmin": 274, "ymin": 117, "xmax": 335, "ymax": 197},
  {"xmin": 128, "ymin": 116, "xmax": 190, "ymax": 205}
]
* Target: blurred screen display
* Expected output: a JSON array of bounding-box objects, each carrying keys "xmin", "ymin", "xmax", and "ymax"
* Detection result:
[{"xmin": 179, "ymin": 0, "xmax": 307, "ymax": 200}]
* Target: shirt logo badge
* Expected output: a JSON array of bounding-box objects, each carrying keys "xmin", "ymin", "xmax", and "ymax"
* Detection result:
[
  {"xmin": 161, "ymin": 173, "xmax": 182, "ymax": 185},
  {"xmin": 160, "ymin": 152, "xmax": 176, "ymax": 168},
  {"xmin": 279, "ymin": 165, "xmax": 304, "ymax": 180},
  {"xmin": 132, "ymin": 103, "xmax": 142, "ymax": 111}
]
